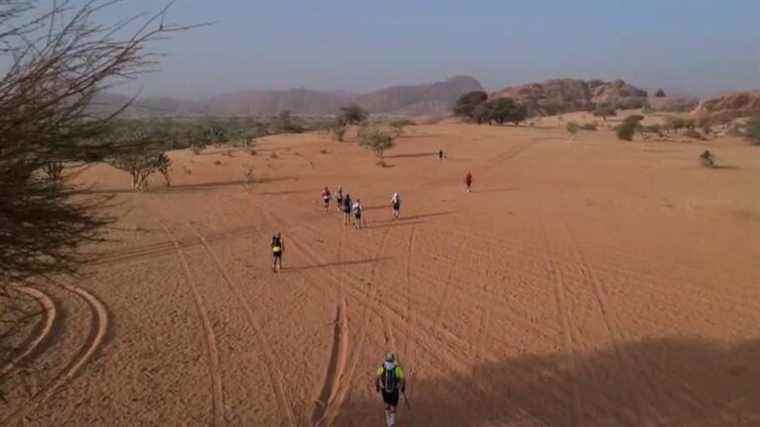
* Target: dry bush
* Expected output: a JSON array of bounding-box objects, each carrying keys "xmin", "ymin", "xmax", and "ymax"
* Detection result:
[
  {"xmin": 684, "ymin": 129, "xmax": 705, "ymax": 140},
  {"xmin": 214, "ymin": 160, "xmax": 223, "ymax": 166}
]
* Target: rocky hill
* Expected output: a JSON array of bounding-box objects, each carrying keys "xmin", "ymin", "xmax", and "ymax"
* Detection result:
[
  {"xmin": 355, "ymin": 76, "xmax": 484, "ymax": 114},
  {"xmin": 490, "ymin": 78, "xmax": 648, "ymax": 115},
  {"xmin": 691, "ymin": 90, "xmax": 760, "ymax": 121}
]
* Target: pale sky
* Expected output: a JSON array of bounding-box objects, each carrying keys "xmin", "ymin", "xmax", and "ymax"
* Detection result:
[{"xmin": 97, "ymin": 0, "xmax": 760, "ymax": 98}]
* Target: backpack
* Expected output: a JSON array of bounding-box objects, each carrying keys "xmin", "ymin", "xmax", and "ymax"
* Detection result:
[{"xmin": 381, "ymin": 365, "xmax": 399, "ymax": 392}]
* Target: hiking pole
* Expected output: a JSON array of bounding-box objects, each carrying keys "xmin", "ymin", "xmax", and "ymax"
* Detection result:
[{"xmin": 401, "ymin": 390, "xmax": 411, "ymax": 411}]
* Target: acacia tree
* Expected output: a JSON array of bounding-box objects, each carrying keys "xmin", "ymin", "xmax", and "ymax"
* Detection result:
[
  {"xmin": 338, "ymin": 104, "xmax": 368, "ymax": 126},
  {"xmin": 358, "ymin": 125, "xmax": 395, "ymax": 158},
  {"xmin": 0, "ymin": 0, "xmax": 193, "ymax": 288},
  {"xmin": 454, "ymin": 91, "xmax": 488, "ymax": 121}
]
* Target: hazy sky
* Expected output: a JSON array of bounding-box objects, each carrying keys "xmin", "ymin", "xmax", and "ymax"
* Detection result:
[{"xmin": 103, "ymin": 0, "xmax": 760, "ymax": 98}]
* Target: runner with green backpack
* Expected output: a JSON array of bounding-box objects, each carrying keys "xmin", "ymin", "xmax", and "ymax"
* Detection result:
[{"xmin": 375, "ymin": 352, "xmax": 406, "ymax": 427}]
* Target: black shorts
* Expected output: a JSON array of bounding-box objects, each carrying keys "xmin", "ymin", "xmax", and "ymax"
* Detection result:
[
  {"xmin": 392, "ymin": 203, "xmax": 400, "ymax": 211},
  {"xmin": 381, "ymin": 390, "xmax": 399, "ymax": 407},
  {"xmin": 272, "ymin": 251, "xmax": 282, "ymax": 259}
]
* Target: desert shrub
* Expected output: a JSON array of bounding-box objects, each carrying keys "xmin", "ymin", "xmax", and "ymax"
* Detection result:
[
  {"xmin": 389, "ymin": 119, "xmax": 415, "ymax": 136},
  {"xmin": 320, "ymin": 149, "xmax": 329, "ymax": 154},
  {"xmin": 338, "ymin": 104, "xmax": 369, "ymax": 126},
  {"xmin": 700, "ymin": 150, "xmax": 716, "ymax": 168},
  {"xmin": 110, "ymin": 151, "xmax": 172, "ymax": 191},
  {"xmin": 593, "ymin": 104, "xmax": 617, "ymax": 121},
  {"xmin": 249, "ymin": 149, "xmax": 257, "ymax": 156},
  {"xmin": 616, "ymin": 115, "xmax": 645, "ymax": 141},
  {"xmin": 566, "ymin": 122, "xmax": 580, "ymax": 136},
  {"xmin": 655, "ymin": 88, "xmax": 667, "ymax": 98},
  {"xmin": 244, "ymin": 166, "xmax": 255, "ymax": 185},
  {"xmin": 332, "ymin": 124, "xmax": 347, "ymax": 142},
  {"xmin": 358, "ymin": 125, "xmax": 395, "ymax": 158},
  {"xmin": 684, "ymin": 129, "xmax": 704, "ymax": 140},
  {"xmin": 580, "ymin": 123, "xmax": 598, "ymax": 131},
  {"xmin": 214, "ymin": 160, "xmax": 223, "ymax": 166},
  {"xmin": 744, "ymin": 116, "xmax": 760, "ymax": 145},
  {"xmin": 641, "ymin": 105, "xmax": 653, "ymax": 114},
  {"xmin": 454, "ymin": 91, "xmax": 488, "ymax": 121},
  {"xmin": 642, "ymin": 124, "xmax": 662, "ymax": 135},
  {"xmin": 190, "ymin": 144, "xmax": 205, "ymax": 155}
]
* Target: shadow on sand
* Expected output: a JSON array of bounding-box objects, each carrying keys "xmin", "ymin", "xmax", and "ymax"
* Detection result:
[
  {"xmin": 283, "ymin": 256, "xmax": 393, "ymax": 273},
  {"xmin": 337, "ymin": 337, "xmax": 760, "ymax": 426},
  {"xmin": 76, "ymin": 176, "xmax": 299, "ymax": 195}
]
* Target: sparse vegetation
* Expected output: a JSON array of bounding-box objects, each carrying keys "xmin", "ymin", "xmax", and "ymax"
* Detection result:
[
  {"xmin": 580, "ymin": 123, "xmax": 598, "ymax": 131},
  {"xmin": 44, "ymin": 162, "xmax": 66, "ymax": 183},
  {"xmin": 684, "ymin": 129, "xmax": 704, "ymax": 140},
  {"xmin": 566, "ymin": 122, "xmax": 580, "ymax": 139},
  {"xmin": 389, "ymin": 119, "xmax": 415, "ymax": 136},
  {"xmin": 593, "ymin": 104, "xmax": 617, "ymax": 121},
  {"xmin": 486, "ymin": 98, "xmax": 528, "ymax": 126},
  {"xmin": 332, "ymin": 124, "xmax": 348, "ymax": 142},
  {"xmin": 655, "ymin": 89, "xmax": 667, "ymax": 98},
  {"xmin": 358, "ymin": 125, "xmax": 395, "ymax": 158}
]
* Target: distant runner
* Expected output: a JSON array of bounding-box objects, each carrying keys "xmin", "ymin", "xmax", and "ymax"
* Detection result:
[
  {"xmin": 376, "ymin": 352, "xmax": 406, "ymax": 427},
  {"xmin": 438, "ymin": 149, "xmax": 445, "ymax": 160},
  {"xmin": 465, "ymin": 170, "xmax": 473, "ymax": 193},
  {"xmin": 335, "ymin": 186, "xmax": 344, "ymax": 212},
  {"xmin": 321, "ymin": 187, "xmax": 331, "ymax": 212},
  {"xmin": 271, "ymin": 233, "xmax": 284, "ymax": 273},
  {"xmin": 391, "ymin": 192, "xmax": 401, "ymax": 220},
  {"xmin": 343, "ymin": 194, "xmax": 353, "ymax": 226},
  {"xmin": 352, "ymin": 199, "xmax": 364, "ymax": 229}
]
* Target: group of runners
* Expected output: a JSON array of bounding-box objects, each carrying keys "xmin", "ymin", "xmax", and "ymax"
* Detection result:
[
  {"xmin": 321, "ymin": 186, "xmax": 404, "ymax": 228},
  {"xmin": 268, "ymin": 167, "xmax": 476, "ymax": 425}
]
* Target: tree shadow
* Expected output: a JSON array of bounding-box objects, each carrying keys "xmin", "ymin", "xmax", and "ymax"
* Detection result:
[
  {"xmin": 283, "ymin": 257, "xmax": 393, "ymax": 273},
  {"xmin": 337, "ymin": 337, "xmax": 760, "ymax": 426},
  {"xmin": 77, "ymin": 176, "xmax": 299, "ymax": 195},
  {"xmin": 363, "ymin": 221, "xmax": 426, "ymax": 230},
  {"xmin": 384, "ymin": 153, "xmax": 436, "ymax": 159},
  {"xmin": 472, "ymin": 187, "xmax": 518, "ymax": 194}
]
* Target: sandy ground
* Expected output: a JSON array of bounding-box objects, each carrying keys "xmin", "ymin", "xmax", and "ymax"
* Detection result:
[{"xmin": 2, "ymin": 123, "xmax": 760, "ymax": 426}]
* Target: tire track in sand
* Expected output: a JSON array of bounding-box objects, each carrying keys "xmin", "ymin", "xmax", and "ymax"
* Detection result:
[
  {"xmin": 188, "ymin": 224, "xmax": 297, "ymax": 427},
  {"xmin": 539, "ymin": 222, "xmax": 583, "ymax": 426},
  {"xmin": 3, "ymin": 282, "xmax": 108, "ymax": 424},
  {"xmin": 311, "ymin": 298, "xmax": 349, "ymax": 426},
  {"xmin": 0, "ymin": 287, "xmax": 57, "ymax": 378},
  {"xmin": 161, "ymin": 222, "xmax": 225, "ymax": 427}
]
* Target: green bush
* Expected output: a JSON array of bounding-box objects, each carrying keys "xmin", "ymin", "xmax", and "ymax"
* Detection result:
[
  {"xmin": 745, "ymin": 116, "xmax": 760, "ymax": 145},
  {"xmin": 454, "ymin": 91, "xmax": 488, "ymax": 120},
  {"xmin": 616, "ymin": 115, "xmax": 644, "ymax": 141},
  {"xmin": 566, "ymin": 122, "xmax": 580, "ymax": 135},
  {"xmin": 358, "ymin": 125, "xmax": 395, "ymax": 158}
]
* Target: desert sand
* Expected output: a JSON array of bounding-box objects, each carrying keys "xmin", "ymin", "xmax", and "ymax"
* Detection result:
[{"xmin": 2, "ymin": 123, "xmax": 759, "ymax": 426}]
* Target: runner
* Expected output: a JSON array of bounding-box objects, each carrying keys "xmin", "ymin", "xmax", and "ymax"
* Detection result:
[
  {"xmin": 335, "ymin": 186, "xmax": 344, "ymax": 212},
  {"xmin": 321, "ymin": 187, "xmax": 331, "ymax": 212},
  {"xmin": 375, "ymin": 352, "xmax": 406, "ymax": 427},
  {"xmin": 343, "ymin": 193, "xmax": 353, "ymax": 226},
  {"xmin": 465, "ymin": 170, "xmax": 473, "ymax": 193},
  {"xmin": 352, "ymin": 198, "xmax": 364, "ymax": 229},
  {"xmin": 271, "ymin": 233, "xmax": 284, "ymax": 273},
  {"xmin": 391, "ymin": 192, "xmax": 401, "ymax": 220},
  {"xmin": 438, "ymin": 149, "xmax": 444, "ymax": 160}
]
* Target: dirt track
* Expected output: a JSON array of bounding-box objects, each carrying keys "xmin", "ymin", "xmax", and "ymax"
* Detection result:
[{"xmin": 2, "ymin": 124, "xmax": 759, "ymax": 426}]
